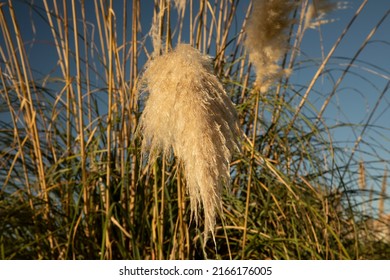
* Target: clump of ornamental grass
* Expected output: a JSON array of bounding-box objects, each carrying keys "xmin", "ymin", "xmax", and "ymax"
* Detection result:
[
  {"xmin": 244, "ymin": 0, "xmax": 295, "ymax": 91},
  {"xmin": 138, "ymin": 44, "xmax": 241, "ymax": 242}
]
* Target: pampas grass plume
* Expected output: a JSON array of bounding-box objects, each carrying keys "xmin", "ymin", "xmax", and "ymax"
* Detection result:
[
  {"xmin": 173, "ymin": 0, "xmax": 187, "ymax": 13},
  {"xmin": 139, "ymin": 44, "xmax": 241, "ymax": 241},
  {"xmin": 245, "ymin": 0, "xmax": 295, "ymax": 91},
  {"xmin": 304, "ymin": 0, "xmax": 338, "ymax": 30}
]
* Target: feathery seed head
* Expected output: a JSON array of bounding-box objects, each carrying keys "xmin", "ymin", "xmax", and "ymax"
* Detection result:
[
  {"xmin": 244, "ymin": 0, "xmax": 295, "ymax": 91},
  {"xmin": 173, "ymin": 0, "xmax": 187, "ymax": 14},
  {"xmin": 304, "ymin": 0, "xmax": 338, "ymax": 30},
  {"xmin": 139, "ymin": 44, "xmax": 241, "ymax": 242}
]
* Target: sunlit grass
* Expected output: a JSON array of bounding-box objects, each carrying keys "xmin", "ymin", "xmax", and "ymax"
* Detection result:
[{"xmin": 0, "ymin": 0, "xmax": 389, "ymax": 259}]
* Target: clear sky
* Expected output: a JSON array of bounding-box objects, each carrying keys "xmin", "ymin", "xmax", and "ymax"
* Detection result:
[{"xmin": 293, "ymin": 0, "xmax": 390, "ymax": 213}]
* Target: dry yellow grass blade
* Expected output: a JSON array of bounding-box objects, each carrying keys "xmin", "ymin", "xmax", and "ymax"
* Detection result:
[{"xmin": 139, "ymin": 44, "xmax": 241, "ymax": 242}]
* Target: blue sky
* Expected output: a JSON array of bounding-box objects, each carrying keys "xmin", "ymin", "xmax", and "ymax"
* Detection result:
[{"xmin": 295, "ymin": 0, "xmax": 390, "ymax": 212}]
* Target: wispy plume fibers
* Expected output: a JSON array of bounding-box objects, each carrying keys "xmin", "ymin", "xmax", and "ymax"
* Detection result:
[
  {"xmin": 304, "ymin": 0, "xmax": 339, "ymax": 30},
  {"xmin": 139, "ymin": 44, "xmax": 241, "ymax": 241},
  {"xmin": 245, "ymin": 0, "xmax": 295, "ymax": 91}
]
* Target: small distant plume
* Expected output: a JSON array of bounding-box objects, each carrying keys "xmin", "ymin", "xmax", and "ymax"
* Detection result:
[
  {"xmin": 150, "ymin": 3, "xmax": 164, "ymax": 56},
  {"xmin": 304, "ymin": 0, "xmax": 340, "ymax": 30},
  {"xmin": 244, "ymin": 0, "xmax": 295, "ymax": 92},
  {"xmin": 173, "ymin": 0, "xmax": 187, "ymax": 14},
  {"xmin": 138, "ymin": 44, "xmax": 241, "ymax": 241}
]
